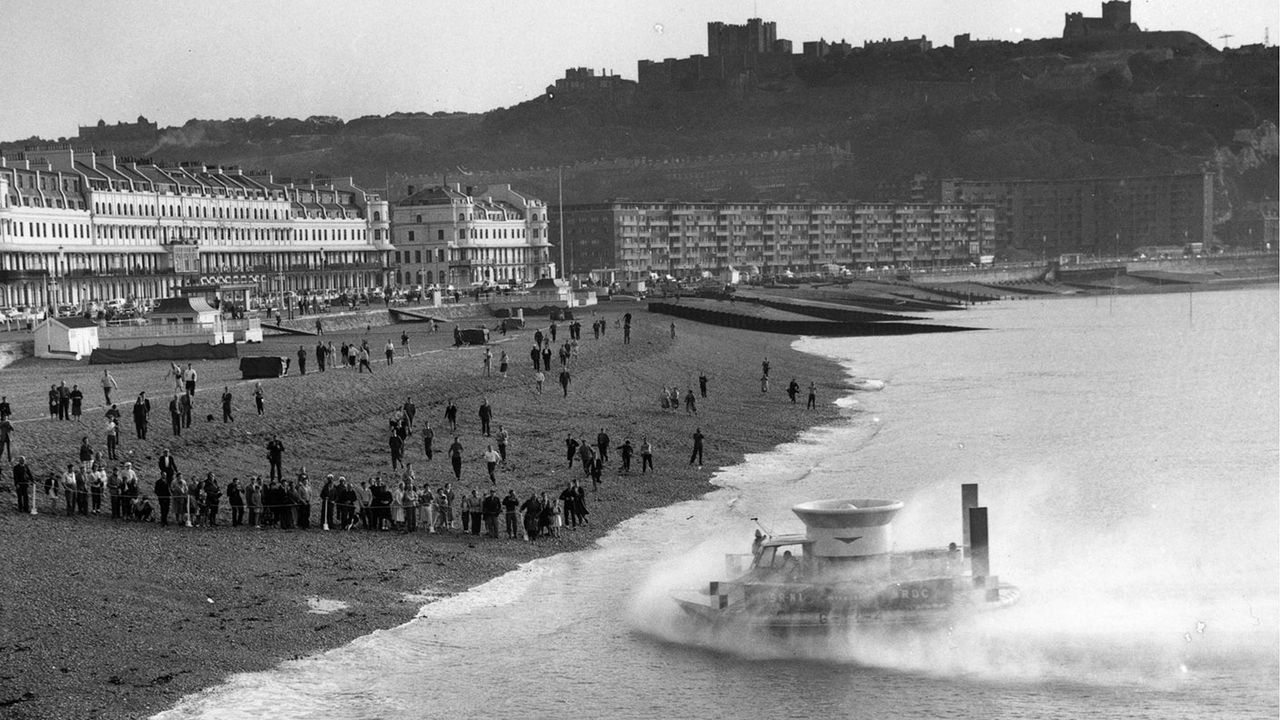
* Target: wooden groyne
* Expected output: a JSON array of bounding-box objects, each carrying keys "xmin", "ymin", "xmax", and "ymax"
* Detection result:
[{"xmin": 647, "ymin": 301, "xmax": 975, "ymax": 336}]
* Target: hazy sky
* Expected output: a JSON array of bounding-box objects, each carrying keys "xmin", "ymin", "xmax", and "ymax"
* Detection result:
[{"xmin": 2, "ymin": 0, "xmax": 1275, "ymax": 141}]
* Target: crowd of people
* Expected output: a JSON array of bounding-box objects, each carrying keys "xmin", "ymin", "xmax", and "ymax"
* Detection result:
[{"xmin": 6, "ymin": 308, "xmax": 818, "ymax": 547}]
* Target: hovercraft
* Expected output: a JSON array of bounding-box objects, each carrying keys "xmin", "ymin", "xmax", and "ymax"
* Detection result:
[{"xmin": 672, "ymin": 484, "xmax": 1019, "ymax": 631}]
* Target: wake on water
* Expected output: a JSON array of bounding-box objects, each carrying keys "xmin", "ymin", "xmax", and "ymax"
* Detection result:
[{"xmin": 626, "ymin": 460, "xmax": 1279, "ymax": 691}]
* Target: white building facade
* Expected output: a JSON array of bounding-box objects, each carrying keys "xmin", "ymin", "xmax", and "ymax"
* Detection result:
[
  {"xmin": 0, "ymin": 148, "xmax": 391, "ymax": 310},
  {"xmin": 391, "ymin": 184, "xmax": 553, "ymax": 289}
]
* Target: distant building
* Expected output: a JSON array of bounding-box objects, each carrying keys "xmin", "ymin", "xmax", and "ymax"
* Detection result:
[
  {"xmin": 863, "ymin": 36, "xmax": 933, "ymax": 54},
  {"xmin": 552, "ymin": 199, "xmax": 995, "ymax": 279},
  {"xmin": 391, "ymin": 184, "xmax": 552, "ymax": 289},
  {"xmin": 0, "ymin": 147, "xmax": 390, "ymax": 310},
  {"xmin": 546, "ymin": 68, "xmax": 637, "ymax": 103},
  {"xmin": 1063, "ymin": 1, "xmax": 1140, "ymax": 39},
  {"xmin": 707, "ymin": 18, "xmax": 791, "ymax": 56},
  {"xmin": 940, "ymin": 172, "xmax": 1213, "ymax": 257},
  {"xmin": 77, "ymin": 116, "xmax": 159, "ymax": 144},
  {"xmin": 802, "ymin": 39, "xmax": 853, "ymax": 59},
  {"xmin": 639, "ymin": 17, "xmax": 796, "ymax": 90}
]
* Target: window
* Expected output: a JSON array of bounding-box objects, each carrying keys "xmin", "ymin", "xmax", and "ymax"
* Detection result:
[
  {"xmin": 415, "ymin": 250, "xmax": 422, "ymax": 263},
  {"xmin": 437, "ymin": 248, "xmax": 446, "ymax": 262},
  {"xmin": 438, "ymin": 229, "xmax": 444, "ymax": 241},
  {"xmin": 408, "ymin": 230, "xmax": 415, "ymax": 243},
  {"xmin": 416, "ymin": 214, "xmax": 422, "ymax": 223}
]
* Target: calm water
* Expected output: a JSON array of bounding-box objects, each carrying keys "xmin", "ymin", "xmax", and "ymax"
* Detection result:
[{"xmin": 157, "ymin": 287, "xmax": 1279, "ymax": 720}]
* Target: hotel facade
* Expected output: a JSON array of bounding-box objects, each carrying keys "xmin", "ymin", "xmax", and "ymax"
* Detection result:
[
  {"xmin": 552, "ymin": 200, "xmax": 996, "ymax": 278},
  {"xmin": 0, "ymin": 148, "xmax": 391, "ymax": 310},
  {"xmin": 390, "ymin": 184, "xmax": 553, "ymax": 289}
]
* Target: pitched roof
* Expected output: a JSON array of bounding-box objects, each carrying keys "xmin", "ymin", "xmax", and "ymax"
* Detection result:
[{"xmin": 54, "ymin": 317, "xmax": 99, "ymax": 329}]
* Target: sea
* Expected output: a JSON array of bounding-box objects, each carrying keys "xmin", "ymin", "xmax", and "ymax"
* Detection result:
[{"xmin": 155, "ymin": 286, "xmax": 1279, "ymax": 720}]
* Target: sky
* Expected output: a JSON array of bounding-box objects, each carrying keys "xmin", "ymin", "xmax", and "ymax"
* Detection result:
[{"xmin": 1, "ymin": 0, "xmax": 1275, "ymax": 141}]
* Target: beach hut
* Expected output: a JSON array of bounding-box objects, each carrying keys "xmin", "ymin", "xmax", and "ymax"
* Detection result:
[
  {"xmin": 35, "ymin": 317, "xmax": 100, "ymax": 360},
  {"xmin": 149, "ymin": 296, "xmax": 220, "ymax": 326}
]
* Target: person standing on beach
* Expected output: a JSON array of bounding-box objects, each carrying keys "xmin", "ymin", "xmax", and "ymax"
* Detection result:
[
  {"xmin": 401, "ymin": 330, "xmax": 411, "ymax": 357},
  {"xmin": 699, "ymin": 371, "xmax": 708, "ymax": 399},
  {"xmin": 482, "ymin": 347, "xmax": 493, "ymax": 376},
  {"xmin": 0, "ymin": 396, "xmax": 10, "ymax": 422},
  {"xmin": 641, "ymin": 438, "xmax": 654, "ymax": 473},
  {"xmin": 444, "ymin": 400, "xmax": 458, "ymax": 431},
  {"xmin": 596, "ymin": 429, "xmax": 610, "ymax": 463},
  {"xmin": 787, "ymin": 379, "xmax": 800, "ymax": 403},
  {"xmin": 670, "ymin": 322, "xmax": 676, "ymax": 339},
  {"xmin": 559, "ymin": 368, "xmax": 571, "ymax": 397},
  {"xmin": 807, "ymin": 381, "xmax": 817, "ymax": 410},
  {"xmin": 534, "ymin": 370, "xmax": 544, "ymax": 394},
  {"xmin": 619, "ymin": 439, "xmax": 633, "ymax": 473},
  {"xmin": 169, "ymin": 395, "xmax": 182, "ymax": 436},
  {"xmin": 542, "ymin": 344, "xmax": 552, "ymax": 372},
  {"xmin": 297, "ymin": 346, "xmax": 307, "ymax": 375},
  {"xmin": 478, "ymin": 398, "xmax": 492, "ymax": 436},
  {"xmin": 101, "ymin": 370, "xmax": 118, "ymax": 404},
  {"xmin": 481, "ymin": 489, "xmax": 501, "ymax": 537},
  {"xmin": 267, "ymin": 436, "xmax": 285, "ymax": 481},
  {"xmin": 762, "ymin": 358, "xmax": 770, "ymax": 378},
  {"xmin": 448, "ymin": 436, "xmax": 464, "ymax": 481},
  {"xmin": 689, "ymin": 428, "xmax": 704, "ymax": 467},
  {"xmin": 358, "ymin": 346, "xmax": 374, "ymax": 373},
  {"xmin": 316, "ymin": 341, "xmax": 326, "ymax": 372},
  {"xmin": 246, "ymin": 477, "xmax": 263, "ymax": 528},
  {"xmin": 227, "ymin": 477, "xmax": 245, "ymax": 527},
  {"xmin": 422, "ymin": 421, "xmax": 434, "ymax": 460},
  {"xmin": 685, "ymin": 388, "xmax": 698, "ymax": 415},
  {"xmin": 0, "ymin": 416, "xmax": 12, "ymax": 463},
  {"xmin": 179, "ymin": 391, "xmax": 192, "ymax": 429},
  {"xmin": 389, "ymin": 431, "xmax": 405, "ymax": 470},
  {"xmin": 496, "ymin": 425, "xmax": 509, "ymax": 464},
  {"xmin": 530, "ymin": 344, "xmax": 541, "ymax": 371},
  {"xmin": 565, "ymin": 434, "xmax": 580, "ymax": 469},
  {"xmin": 58, "ymin": 382, "xmax": 71, "ymax": 421},
  {"xmin": 403, "ymin": 397, "xmax": 417, "ymax": 432},
  {"xmin": 385, "ymin": 339, "xmax": 395, "ymax": 366},
  {"xmin": 483, "ymin": 444, "xmax": 500, "ymax": 483},
  {"xmin": 12, "ymin": 456, "xmax": 31, "ymax": 513},
  {"xmin": 254, "ymin": 383, "xmax": 265, "ymax": 415},
  {"xmin": 222, "ymin": 387, "xmax": 234, "ymax": 423},
  {"xmin": 105, "ymin": 417, "xmax": 119, "ymax": 460},
  {"xmin": 155, "ymin": 474, "xmax": 171, "ymax": 526},
  {"xmin": 184, "ymin": 364, "xmax": 197, "ymax": 397},
  {"xmin": 69, "ymin": 385, "xmax": 83, "ymax": 421},
  {"xmin": 502, "ymin": 490, "xmax": 520, "ymax": 539}
]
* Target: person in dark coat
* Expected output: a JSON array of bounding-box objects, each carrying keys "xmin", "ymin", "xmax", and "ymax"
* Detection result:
[
  {"xmin": 168, "ymin": 395, "xmax": 182, "ymax": 436},
  {"xmin": 13, "ymin": 456, "xmax": 32, "ymax": 513},
  {"xmin": 222, "ymin": 387, "xmax": 234, "ymax": 423},
  {"xmin": 521, "ymin": 492, "xmax": 543, "ymax": 541},
  {"xmin": 155, "ymin": 475, "xmax": 172, "ymax": 526},
  {"xmin": 389, "ymin": 432, "xmax": 404, "ymax": 470},
  {"xmin": 227, "ymin": 477, "xmax": 245, "ymax": 526},
  {"xmin": 267, "ymin": 436, "xmax": 285, "ymax": 481},
  {"xmin": 203, "ymin": 474, "xmax": 221, "ymax": 526},
  {"xmin": 131, "ymin": 392, "xmax": 151, "ymax": 439}
]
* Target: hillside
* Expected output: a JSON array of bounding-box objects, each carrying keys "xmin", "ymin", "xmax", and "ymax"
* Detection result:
[{"xmin": 3, "ymin": 41, "xmax": 1275, "ymax": 232}]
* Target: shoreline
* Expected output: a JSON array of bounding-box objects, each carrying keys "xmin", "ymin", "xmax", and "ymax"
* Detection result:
[{"xmin": 0, "ymin": 307, "xmax": 848, "ymax": 719}]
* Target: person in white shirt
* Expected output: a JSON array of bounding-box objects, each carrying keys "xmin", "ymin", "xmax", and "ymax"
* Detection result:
[{"xmin": 483, "ymin": 445, "xmax": 501, "ymax": 483}]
